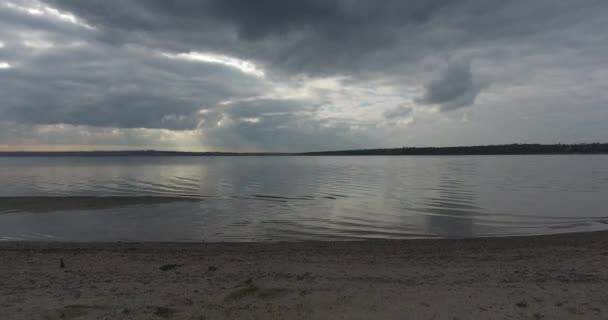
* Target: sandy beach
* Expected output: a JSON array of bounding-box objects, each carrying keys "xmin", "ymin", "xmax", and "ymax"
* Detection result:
[{"xmin": 1, "ymin": 232, "xmax": 607, "ymax": 320}]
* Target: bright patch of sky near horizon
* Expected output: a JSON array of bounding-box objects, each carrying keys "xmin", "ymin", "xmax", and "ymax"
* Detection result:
[{"xmin": 0, "ymin": 0, "xmax": 608, "ymax": 151}]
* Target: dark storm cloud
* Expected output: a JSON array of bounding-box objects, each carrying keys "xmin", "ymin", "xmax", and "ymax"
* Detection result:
[
  {"xmin": 416, "ymin": 59, "xmax": 483, "ymax": 111},
  {"xmin": 45, "ymin": 0, "xmax": 451, "ymax": 41},
  {"xmin": 42, "ymin": 0, "xmax": 464, "ymax": 75},
  {"xmin": 44, "ymin": 0, "xmax": 608, "ymax": 75},
  {"xmin": 202, "ymin": 0, "xmax": 453, "ymax": 41}
]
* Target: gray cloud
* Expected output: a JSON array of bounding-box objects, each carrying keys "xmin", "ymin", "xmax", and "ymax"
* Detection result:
[
  {"xmin": 1, "ymin": 0, "xmax": 608, "ymax": 151},
  {"xmin": 383, "ymin": 105, "xmax": 413, "ymax": 119},
  {"xmin": 37, "ymin": 0, "xmax": 469, "ymax": 76},
  {"xmin": 0, "ymin": 41, "xmax": 266, "ymax": 130},
  {"xmin": 43, "ymin": 0, "xmax": 608, "ymax": 76},
  {"xmin": 416, "ymin": 59, "xmax": 483, "ymax": 111}
]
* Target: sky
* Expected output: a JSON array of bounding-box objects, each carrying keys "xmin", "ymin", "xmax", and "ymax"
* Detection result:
[{"xmin": 0, "ymin": 0, "xmax": 607, "ymax": 152}]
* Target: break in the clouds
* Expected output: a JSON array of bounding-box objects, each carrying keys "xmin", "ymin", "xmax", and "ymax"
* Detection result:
[{"xmin": 1, "ymin": 0, "xmax": 608, "ymax": 151}]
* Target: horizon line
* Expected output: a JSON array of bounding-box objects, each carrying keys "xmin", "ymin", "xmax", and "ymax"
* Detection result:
[{"xmin": 0, "ymin": 142, "xmax": 607, "ymax": 155}]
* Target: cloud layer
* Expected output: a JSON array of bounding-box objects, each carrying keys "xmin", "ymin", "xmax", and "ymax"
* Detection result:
[{"xmin": 1, "ymin": 0, "xmax": 608, "ymax": 151}]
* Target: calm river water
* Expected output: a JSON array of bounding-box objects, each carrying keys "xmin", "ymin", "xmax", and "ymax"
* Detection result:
[{"xmin": 1, "ymin": 155, "xmax": 607, "ymax": 241}]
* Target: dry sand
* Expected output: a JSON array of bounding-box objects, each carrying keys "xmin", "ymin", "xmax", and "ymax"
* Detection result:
[{"xmin": 1, "ymin": 231, "xmax": 607, "ymax": 320}]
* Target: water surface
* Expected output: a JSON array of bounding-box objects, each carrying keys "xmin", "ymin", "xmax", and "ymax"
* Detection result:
[{"xmin": 1, "ymin": 155, "xmax": 607, "ymax": 241}]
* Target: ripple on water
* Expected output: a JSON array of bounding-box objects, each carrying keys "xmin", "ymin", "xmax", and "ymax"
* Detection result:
[{"xmin": 0, "ymin": 155, "xmax": 607, "ymax": 241}]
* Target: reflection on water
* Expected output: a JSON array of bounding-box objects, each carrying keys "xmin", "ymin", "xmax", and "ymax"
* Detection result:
[
  {"xmin": 422, "ymin": 160, "xmax": 478, "ymax": 237},
  {"xmin": 0, "ymin": 155, "xmax": 608, "ymax": 241}
]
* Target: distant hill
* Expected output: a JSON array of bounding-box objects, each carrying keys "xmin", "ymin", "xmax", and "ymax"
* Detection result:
[{"xmin": 1, "ymin": 143, "xmax": 607, "ymax": 157}]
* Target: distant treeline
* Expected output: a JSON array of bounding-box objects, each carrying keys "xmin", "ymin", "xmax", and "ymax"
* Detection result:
[
  {"xmin": 1, "ymin": 143, "xmax": 607, "ymax": 157},
  {"xmin": 300, "ymin": 143, "xmax": 608, "ymax": 156},
  {"xmin": 0, "ymin": 150, "xmax": 288, "ymax": 157}
]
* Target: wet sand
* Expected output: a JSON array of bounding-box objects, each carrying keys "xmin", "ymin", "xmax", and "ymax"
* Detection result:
[{"xmin": 1, "ymin": 231, "xmax": 607, "ymax": 320}]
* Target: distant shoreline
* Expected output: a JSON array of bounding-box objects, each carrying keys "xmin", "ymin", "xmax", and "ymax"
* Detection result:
[
  {"xmin": 1, "ymin": 230, "xmax": 607, "ymax": 319},
  {"xmin": 1, "ymin": 143, "xmax": 608, "ymax": 156}
]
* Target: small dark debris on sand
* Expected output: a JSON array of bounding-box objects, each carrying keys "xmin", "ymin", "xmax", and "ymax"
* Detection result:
[
  {"xmin": 2, "ymin": 231, "xmax": 608, "ymax": 319},
  {"xmin": 159, "ymin": 264, "xmax": 182, "ymax": 271},
  {"xmin": 152, "ymin": 306, "xmax": 174, "ymax": 318},
  {"xmin": 60, "ymin": 258, "xmax": 65, "ymax": 269},
  {"xmin": 208, "ymin": 266, "xmax": 217, "ymax": 272}
]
